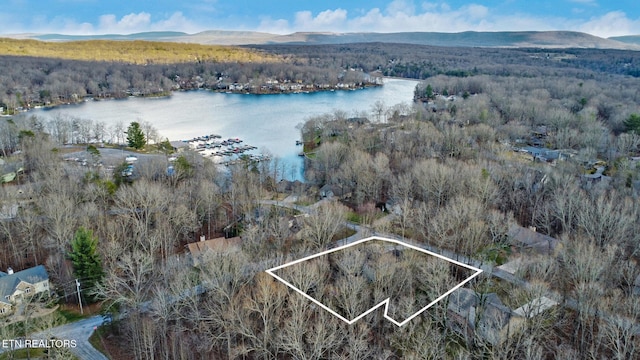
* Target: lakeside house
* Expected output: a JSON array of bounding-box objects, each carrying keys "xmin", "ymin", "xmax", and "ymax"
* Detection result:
[
  {"xmin": 447, "ymin": 288, "xmax": 516, "ymax": 346},
  {"xmin": 498, "ymin": 224, "xmax": 562, "ymax": 277},
  {"xmin": 169, "ymin": 140, "xmax": 191, "ymax": 152},
  {"xmin": 187, "ymin": 236, "xmax": 242, "ymax": 266},
  {"xmin": 319, "ymin": 184, "xmax": 351, "ymax": 200},
  {"xmin": 447, "ymin": 287, "xmax": 557, "ymax": 346},
  {"xmin": 508, "ymin": 224, "xmax": 560, "ymax": 256},
  {"xmin": 0, "ymin": 265, "xmax": 50, "ymax": 315},
  {"xmin": 519, "ymin": 146, "xmax": 568, "ymax": 163}
]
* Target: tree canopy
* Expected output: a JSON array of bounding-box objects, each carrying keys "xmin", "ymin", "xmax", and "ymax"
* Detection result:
[
  {"xmin": 623, "ymin": 113, "xmax": 640, "ymax": 134},
  {"xmin": 126, "ymin": 121, "xmax": 146, "ymax": 149},
  {"xmin": 68, "ymin": 226, "xmax": 104, "ymax": 301}
]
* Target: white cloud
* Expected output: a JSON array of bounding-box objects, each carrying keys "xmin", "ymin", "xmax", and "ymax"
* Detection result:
[
  {"xmin": 576, "ymin": 11, "xmax": 640, "ymax": 37},
  {"xmin": 258, "ymin": 17, "xmax": 290, "ymax": 34},
  {"xmin": 8, "ymin": 0, "xmax": 638, "ymax": 38},
  {"xmin": 421, "ymin": 2, "xmax": 439, "ymax": 12},
  {"xmin": 188, "ymin": 0, "xmax": 218, "ymax": 14},
  {"xmin": 27, "ymin": 14, "xmax": 96, "ymax": 34},
  {"xmin": 294, "ymin": 9, "xmax": 348, "ymax": 31},
  {"xmin": 342, "ymin": 3, "xmax": 494, "ymax": 33},
  {"xmin": 252, "ymin": 3, "xmax": 498, "ymax": 34},
  {"xmin": 347, "ymin": 8, "xmax": 382, "ymax": 30},
  {"xmin": 386, "ymin": 0, "xmax": 416, "ymax": 16},
  {"xmin": 98, "ymin": 12, "xmax": 152, "ymax": 32},
  {"xmin": 265, "ymin": 3, "xmax": 639, "ymax": 38},
  {"xmin": 151, "ymin": 12, "xmax": 197, "ymax": 32},
  {"xmin": 8, "ymin": 11, "xmax": 201, "ymax": 35},
  {"xmin": 95, "ymin": 12, "xmax": 201, "ymax": 33},
  {"xmin": 463, "ymin": 4, "xmax": 489, "ymax": 20}
]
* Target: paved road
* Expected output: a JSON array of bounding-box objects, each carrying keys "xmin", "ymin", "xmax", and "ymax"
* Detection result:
[
  {"xmin": 0, "ymin": 315, "xmax": 108, "ymax": 360},
  {"xmin": 46, "ymin": 315, "xmax": 108, "ymax": 360}
]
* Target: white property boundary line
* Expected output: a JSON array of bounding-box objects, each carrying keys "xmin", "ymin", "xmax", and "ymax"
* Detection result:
[{"xmin": 265, "ymin": 236, "xmax": 483, "ymax": 327}]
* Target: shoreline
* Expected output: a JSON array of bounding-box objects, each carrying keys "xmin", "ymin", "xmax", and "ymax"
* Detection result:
[{"xmin": 7, "ymin": 82, "xmax": 384, "ymax": 115}]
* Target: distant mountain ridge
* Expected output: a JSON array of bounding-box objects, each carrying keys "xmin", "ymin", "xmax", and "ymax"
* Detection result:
[
  {"xmin": 8, "ymin": 30, "xmax": 639, "ymax": 50},
  {"xmin": 263, "ymin": 31, "xmax": 639, "ymax": 49},
  {"xmin": 610, "ymin": 35, "xmax": 640, "ymax": 46},
  {"xmin": 34, "ymin": 31, "xmax": 189, "ymax": 41}
]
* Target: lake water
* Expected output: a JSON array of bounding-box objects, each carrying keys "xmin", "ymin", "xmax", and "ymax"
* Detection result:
[{"xmin": 32, "ymin": 78, "xmax": 419, "ymax": 180}]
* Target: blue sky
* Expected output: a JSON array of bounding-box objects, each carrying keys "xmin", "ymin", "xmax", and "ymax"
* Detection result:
[{"xmin": 2, "ymin": 0, "xmax": 639, "ymax": 38}]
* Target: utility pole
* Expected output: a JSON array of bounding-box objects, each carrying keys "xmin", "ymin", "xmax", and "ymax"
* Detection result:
[{"xmin": 76, "ymin": 279, "xmax": 83, "ymax": 314}]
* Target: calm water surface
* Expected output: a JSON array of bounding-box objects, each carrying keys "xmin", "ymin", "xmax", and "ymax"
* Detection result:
[{"xmin": 33, "ymin": 78, "xmax": 418, "ymax": 179}]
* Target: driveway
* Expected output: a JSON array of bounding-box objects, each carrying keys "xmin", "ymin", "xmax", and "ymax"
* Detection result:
[{"xmin": 0, "ymin": 315, "xmax": 108, "ymax": 360}]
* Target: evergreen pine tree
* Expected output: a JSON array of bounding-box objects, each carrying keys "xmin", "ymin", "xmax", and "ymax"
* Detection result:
[
  {"xmin": 624, "ymin": 113, "xmax": 640, "ymax": 134},
  {"xmin": 68, "ymin": 227, "xmax": 104, "ymax": 302},
  {"xmin": 126, "ymin": 121, "xmax": 146, "ymax": 149}
]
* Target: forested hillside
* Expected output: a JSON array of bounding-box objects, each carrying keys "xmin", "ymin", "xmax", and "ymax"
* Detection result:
[
  {"xmin": 253, "ymin": 43, "xmax": 640, "ymax": 78},
  {"xmin": 0, "ymin": 38, "xmax": 279, "ymax": 64},
  {"xmin": 2, "ymin": 41, "xmax": 640, "ymax": 114},
  {"xmin": 1, "ymin": 41, "xmax": 640, "ymax": 359},
  {"xmin": 17, "ymin": 30, "xmax": 640, "ymax": 50}
]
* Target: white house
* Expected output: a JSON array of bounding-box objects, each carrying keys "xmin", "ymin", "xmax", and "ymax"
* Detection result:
[{"xmin": 0, "ymin": 265, "xmax": 50, "ymax": 315}]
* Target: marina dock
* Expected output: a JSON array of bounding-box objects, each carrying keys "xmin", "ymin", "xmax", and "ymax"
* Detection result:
[{"xmin": 183, "ymin": 134, "xmax": 269, "ymax": 165}]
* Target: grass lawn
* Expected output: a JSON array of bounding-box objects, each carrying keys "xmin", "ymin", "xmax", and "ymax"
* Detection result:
[
  {"xmin": 332, "ymin": 226, "xmax": 357, "ymax": 241},
  {"xmin": 0, "ymin": 345, "xmax": 79, "ymax": 360},
  {"xmin": 347, "ymin": 211, "xmax": 362, "ymax": 223},
  {"xmin": 347, "ymin": 210, "xmax": 387, "ymax": 225},
  {"xmin": 57, "ymin": 308, "xmax": 86, "ymax": 323},
  {"xmin": 88, "ymin": 326, "xmax": 108, "ymax": 357},
  {"xmin": 294, "ymin": 197, "xmax": 316, "ymax": 206},
  {"xmin": 0, "ymin": 303, "xmax": 105, "ymax": 360},
  {"xmin": 270, "ymin": 192, "xmax": 289, "ymax": 201},
  {"xmin": 476, "ymin": 243, "xmax": 511, "ymax": 266},
  {"xmin": 0, "ymin": 348, "xmax": 47, "ymax": 360}
]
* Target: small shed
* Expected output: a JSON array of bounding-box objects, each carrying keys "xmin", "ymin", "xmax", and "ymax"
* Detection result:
[{"xmin": 170, "ymin": 141, "xmax": 191, "ymax": 152}]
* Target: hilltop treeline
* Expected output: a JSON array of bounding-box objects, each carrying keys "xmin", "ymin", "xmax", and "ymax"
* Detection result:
[
  {"xmin": 252, "ymin": 42, "xmax": 640, "ymax": 78},
  {"xmin": 0, "ymin": 54, "xmax": 372, "ymax": 112},
  {"xmin": 0, "ymin": 38, "xmax": 279, "ymax": 64},
  {"xmin": 3, "ymin": 41, "xmax": 640, "ymax": 113}
]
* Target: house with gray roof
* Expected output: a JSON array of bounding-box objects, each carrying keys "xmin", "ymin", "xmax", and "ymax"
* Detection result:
[
  {"xmin": 0, "ymin": 265, "xmax": 50, "ymax": 316},
  {"xmin": 447, "ymin": 288, "xmax": 520, "ymax": 346},
  {"xmin": 320, "ymin": 184, "xmax": 349, "ymax": 199},
  {"xmin": 520, "ymin": 146, "xmax": 568, "ymax": 163},
  {"xmin": 508, "ymin": 224, "xmax": 560, "ymax": 256}
]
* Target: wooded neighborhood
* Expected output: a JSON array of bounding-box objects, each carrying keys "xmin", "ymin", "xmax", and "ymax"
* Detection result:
[{"xmin": 1, "ymin": 34, "xmax": 640, "ymax": 359}]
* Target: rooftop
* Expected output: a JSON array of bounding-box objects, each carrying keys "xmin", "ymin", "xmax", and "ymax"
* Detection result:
[
  {"xmin": 188, "ymin": 236, "xmax": 242, "ymax": 265},
  {"xmin": 0, "ymin": 265, "xmax": 49, "ymax": 305},
  {"xmin": 508, "ymin": 225, "xmax": 560, "ymax": 255}
]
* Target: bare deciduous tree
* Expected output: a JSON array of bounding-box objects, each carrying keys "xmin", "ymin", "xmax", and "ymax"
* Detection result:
[{"xmin": 303, "ymin": 200, "xmax": 348, "ymax": 250}]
